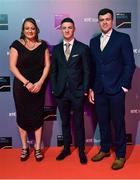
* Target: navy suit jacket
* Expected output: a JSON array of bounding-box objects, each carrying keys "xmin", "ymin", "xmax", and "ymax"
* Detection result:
[
  {"xmin": 51, "ymin": 39, "xmax": 90, "ymax": 97},
  {"xmin": 90, "ymin": 29, "xmax": 135, "ymax": 94}
]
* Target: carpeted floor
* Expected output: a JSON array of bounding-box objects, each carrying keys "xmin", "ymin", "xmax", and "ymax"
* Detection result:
[{"xmin": 0, "ymin": 145, "xmax": 140, "ymax": 179}]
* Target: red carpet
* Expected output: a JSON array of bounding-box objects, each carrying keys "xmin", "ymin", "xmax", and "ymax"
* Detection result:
[{"xmin": 0, "ymin": 146, "xmax": 140, "ymax": 179}]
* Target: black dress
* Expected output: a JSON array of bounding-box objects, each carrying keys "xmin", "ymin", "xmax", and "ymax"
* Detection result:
[{"xmin": 10, "ymin": 40, "xmax": 48, "ymax": 131}]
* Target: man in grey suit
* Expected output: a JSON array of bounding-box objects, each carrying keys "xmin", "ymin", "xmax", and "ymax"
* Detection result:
[
  {"xmin": 51, "ymin": 18, "xmax": 90, "ymax": 164},
  {"xmin": 89, "ymin": 8, "xmax": 135, "ymax": 170}
]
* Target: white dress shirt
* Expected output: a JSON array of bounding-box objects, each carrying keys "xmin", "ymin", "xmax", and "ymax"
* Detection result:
[
  {"xmin": 100, "ymin": 29, "xmax": 112, "ymax": 51},
  {"xmin": 63, "ymin": 39, "xmax": 74, "ymax": 53}
]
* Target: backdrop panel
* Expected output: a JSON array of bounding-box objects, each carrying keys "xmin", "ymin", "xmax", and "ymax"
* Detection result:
[{"xmin": 0, "ymin": 0, "xmax": 139, "ymax": 148}]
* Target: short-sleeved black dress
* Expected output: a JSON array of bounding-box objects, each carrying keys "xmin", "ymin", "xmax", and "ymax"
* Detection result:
[{"xmin": 10, "ymin": 40, "xmax": 48, "ymax": 132}]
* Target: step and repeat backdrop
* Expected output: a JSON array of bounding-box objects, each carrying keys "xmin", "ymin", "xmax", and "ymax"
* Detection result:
[{"xmin": 0, "ymin": 0, "xmax": 140, "ymax": 148}]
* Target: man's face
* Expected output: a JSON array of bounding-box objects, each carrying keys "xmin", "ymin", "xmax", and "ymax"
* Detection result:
[
  {"xmin": 98, "ymin": 13, "xmax": 113, "ymax": 34},
  {"xmin": 61, "ymin": 22, "xmax": 75, "ymax": 41}
]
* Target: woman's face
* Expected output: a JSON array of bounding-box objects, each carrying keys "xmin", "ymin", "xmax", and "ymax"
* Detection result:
[{"xmin": 23, "ymin": 21, "xmax": 36, "ymax": 40}]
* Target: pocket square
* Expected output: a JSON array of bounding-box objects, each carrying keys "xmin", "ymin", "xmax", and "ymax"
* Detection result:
[{"xmin": 72, "ymin": 54, "xmax": 79, "ymax": 57}]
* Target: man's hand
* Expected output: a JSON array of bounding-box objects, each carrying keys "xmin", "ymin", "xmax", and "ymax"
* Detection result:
[
  {"xmin": 122, "ymin": 87, "xmax": 128, "ymax": 93},
  {"xmin": 89, "ymin": 89, "xmax": 94, "ymax": 104}
]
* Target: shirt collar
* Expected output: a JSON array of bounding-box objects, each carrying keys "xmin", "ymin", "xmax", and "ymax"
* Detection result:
[
  {"xmin": 63, "ymin": 38, "xmax": 75, "ymax": 46},
  {"xmin": 101, "ymin": 29, "xmax": 113, "ymax": 37}
]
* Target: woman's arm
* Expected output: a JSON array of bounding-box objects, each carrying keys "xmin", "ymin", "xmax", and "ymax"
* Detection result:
[{"xmin": 9, "ymin": 47, "xmax": 34, "ymax": 91}]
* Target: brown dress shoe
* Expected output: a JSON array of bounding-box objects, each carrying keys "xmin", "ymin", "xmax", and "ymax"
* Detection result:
[
  {"xmin": 111, "ymin": 158, "xmax": 126, "ymax": 170},
  {"xmin": 91, "ymin": 151, "xmax": 110, "ymax": 162}
]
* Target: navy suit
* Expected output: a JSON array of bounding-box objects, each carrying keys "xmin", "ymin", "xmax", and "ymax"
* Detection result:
[
  {"xmin": 51, "ymin": 39, "xmax": 90, "ymax": 150},
  {"xmin": 90, "ymin": 29, "xmax": 135, "ymax": 157}
]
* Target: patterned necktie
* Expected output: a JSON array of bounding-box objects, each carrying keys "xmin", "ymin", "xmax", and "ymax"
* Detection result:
[{"xmin": 65, "ymin": 43, "xmax": 71, "ymax": 60}]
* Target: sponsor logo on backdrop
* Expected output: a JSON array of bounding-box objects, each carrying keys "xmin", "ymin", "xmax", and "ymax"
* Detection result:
[
  {"xmin": 116, "ymin": 12, "xmax": 131, "ymax": 28},
  {"xmin": 57, "ymin": 135, "xmax": 64, "ymax": 146},
  {"xmin": 133, "ymin": 49, "xmax": 140, "ymax": 54},
  {"xmin": 86, "ymin": 138, "xmax": 94, "ymax": 145},
  {"xmin": 0, "ymin": 14, "xmax": 8, "ymax": 30},
  {"xmin": 0, "ymin": 76, "xmax": 10, "ymax": 92},
  {"xmin": 83, "ymin": 17, "xmax": 98, "ymax": 23},
  {"xmin": 130, "ymin": 109, "xmax": 140, "ymax": 114},
  {"xmin": 7, "ymin": 51, "xmax": 10, "ymax": 56},
  {"xmin": 0, "ymin": 137, "xmax": 12, "ymax": 148},
  {"xmin": 9, "ymin": 112, "xmax": 16, "ymax": 117},
  {"xmin": 126, "ymin": 133, "xmax": 132, "ymax": 144},
  {"xmin": 94, "ymin": 138, "xmax": 101, "ymax": 144},
  {"xmin": 27, "ymin": 140, "xmax": 34, "ymax": 146},
  {"xmin": 57, "ymin": 135, "xmax": 73, "ymax": 147},
  {"xmin": 55, "ymin": 14, "xmax": 69, "ymax": 30},
  {"xmin": 44, "ymin": 106, "xmax": 57, "ymax": 121}
]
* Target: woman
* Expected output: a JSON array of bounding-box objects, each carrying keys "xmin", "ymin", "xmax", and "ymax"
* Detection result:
[{"xmin": 9, "ymin": 17, "xmax": 50, "ymax": 161}]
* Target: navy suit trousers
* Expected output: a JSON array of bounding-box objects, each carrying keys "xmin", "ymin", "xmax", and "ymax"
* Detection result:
[
  {"xmin": 56, "ymin": 86, "xmax": 85, "ymax": 151},
  {"xmin": 94, "ymin": 89, "xmax": 126, "ymax": 158}
]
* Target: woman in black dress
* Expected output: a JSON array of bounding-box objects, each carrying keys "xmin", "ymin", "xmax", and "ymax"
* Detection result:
[{"xmin": 9, "ymin": 18, "xmax": 50, "ymax": 161}]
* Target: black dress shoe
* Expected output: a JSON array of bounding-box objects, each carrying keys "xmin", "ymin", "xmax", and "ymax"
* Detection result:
[
  {"xmin": 56, "ymin": 149, "xmax": 71, "ymax": 160},
  {"xmin": 79, "ymin": 151, "xmax": 87, "ymax": 164}
]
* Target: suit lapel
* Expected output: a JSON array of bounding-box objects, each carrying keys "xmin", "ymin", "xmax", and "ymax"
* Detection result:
[
  {"xmin": 70, "ymin": 40, "xmax": 78, "ymax": 55},
  {"xmin": 94, "ymin": 35, "xmax": 102, "ymax": 60},
  {"xmin": 67, "ymin": 39, "xmax": 78, "ymax": 63},
  {"xmin": 59, "ymin": 42, "xmax": 68, "ymax": 64},
  {"xmin": 101, "ymin": 29, "xmax": 116, "ymax": 54}
]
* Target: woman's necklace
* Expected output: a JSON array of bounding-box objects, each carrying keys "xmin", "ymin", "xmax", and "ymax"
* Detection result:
[{"xmin": 25, "ymin": 40, "xmax": 36, "ymax": 50}]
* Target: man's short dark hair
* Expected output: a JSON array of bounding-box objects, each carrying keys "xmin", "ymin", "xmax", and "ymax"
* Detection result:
[
  {"xmin": 61, "ymin": 17, "xmax": 75, "ymax": 26},
  {"xmin": 98, "ymin": 8, "xmax": 114, "ymax": 19}
]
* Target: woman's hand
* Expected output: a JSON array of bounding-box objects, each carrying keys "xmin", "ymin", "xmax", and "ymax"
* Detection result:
[
  {"xmin": 30, "ymin": 81, "xmax": 43, "ymax": 93},
  {"xmin": 26, "ymin": 82, "xmax": 34, "ymax": 92}
]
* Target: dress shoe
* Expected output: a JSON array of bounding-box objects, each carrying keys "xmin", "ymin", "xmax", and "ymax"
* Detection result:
[
  {"xmin": 20, "ymin": 147, "xmax": 30, "ymax": 161},
  {"xmin": 91, "ymin": 151, "xmax": 110, "ymax": 162},
  {"xmin": 79, "ymin": 151, "xmax": 87, "ymax": 164},
  {"xmin": 56, "ymin": 149, "xmax": 71, "ymax": 160},
  {"xmin": 111, "ymin": 157, "xmax": 126, "ymax": 170}
]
